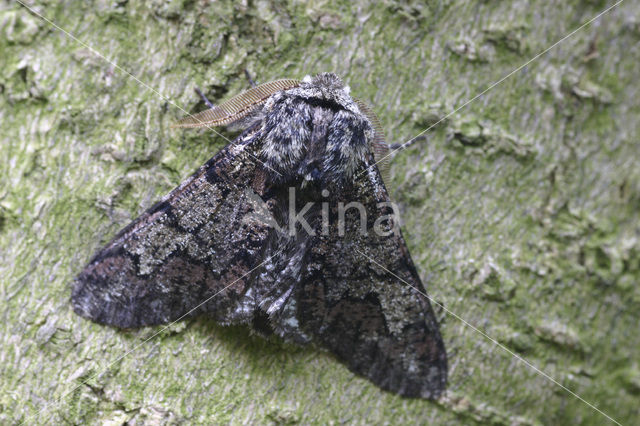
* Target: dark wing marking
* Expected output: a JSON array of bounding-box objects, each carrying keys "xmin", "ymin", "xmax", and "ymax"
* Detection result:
[
  {"xmin": 72, "ymin": 125, "xmax": 281, "ymax": 328},
  {"xmin": 275, "ymin": 153, "xmax": 447, "ymax": 398}
]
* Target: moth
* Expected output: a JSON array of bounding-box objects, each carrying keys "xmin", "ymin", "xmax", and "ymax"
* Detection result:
[{"xmin": 71, "ymin": 72, "xmax": 447, "ymax": 399}]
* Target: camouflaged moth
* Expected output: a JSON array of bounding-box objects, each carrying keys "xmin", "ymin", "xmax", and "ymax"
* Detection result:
[{"xmin": 72, "ymin": 72, "xmax": 447, "ymax": 399}]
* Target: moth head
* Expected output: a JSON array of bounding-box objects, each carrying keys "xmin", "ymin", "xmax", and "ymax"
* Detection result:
[
  {"xmin": 297, "ymin": 73, "xmax": 357, "ymax": 111},
  {"xmin": 303, "ymin": 72, "xmax": 344, "ymax": 90}
]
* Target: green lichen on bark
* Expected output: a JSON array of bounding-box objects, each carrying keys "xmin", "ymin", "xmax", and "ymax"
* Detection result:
[{"xmin": 1, "ymin": 0, "xmax": 639, "ymax": 424}]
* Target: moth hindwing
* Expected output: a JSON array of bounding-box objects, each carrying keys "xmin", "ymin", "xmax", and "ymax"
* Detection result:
[{"xmin": 72, "ymin": 72, "xmax": 447, "ymax": 399}]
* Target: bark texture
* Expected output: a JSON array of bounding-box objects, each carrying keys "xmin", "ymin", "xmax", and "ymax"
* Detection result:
[{"xmin": 1, "ymin": 0, "xmax": 639, "ymax": 424}]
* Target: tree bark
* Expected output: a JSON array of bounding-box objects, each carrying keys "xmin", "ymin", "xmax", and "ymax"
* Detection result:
[{"xmin": 1, "ymin": 0, "xmax": 639, "ymax": 424}]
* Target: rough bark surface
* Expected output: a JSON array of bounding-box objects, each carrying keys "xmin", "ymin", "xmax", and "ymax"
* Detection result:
[{"xmin": 1, "ymin": 0, "xmax": 639, "ymax": 424}]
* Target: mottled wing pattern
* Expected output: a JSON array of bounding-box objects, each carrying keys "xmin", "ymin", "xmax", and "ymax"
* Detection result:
[
  {"xmin": 72, "ymin": 125, "xmax": 280, "ymax": 328},
  {"xmin": 280, "ymin": 155, "xmax": 447, "ymax": 399}
]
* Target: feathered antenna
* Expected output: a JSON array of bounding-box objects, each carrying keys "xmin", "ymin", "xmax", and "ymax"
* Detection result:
[
  {"xmin": 354, "ymin": 99, "xmax": 391, "ymax": 183},
  {"xmin": 172, "ymin": 79, "xmax": 301, "ymax": 128}
]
